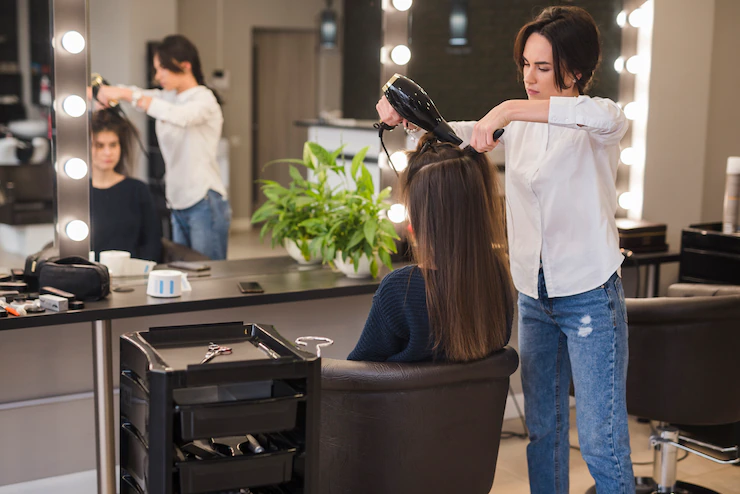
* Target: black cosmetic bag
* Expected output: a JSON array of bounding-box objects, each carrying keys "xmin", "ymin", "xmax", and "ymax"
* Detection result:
[{"xmin": 38, "ymin": 256, "xmax": 110, "ymax": 301}]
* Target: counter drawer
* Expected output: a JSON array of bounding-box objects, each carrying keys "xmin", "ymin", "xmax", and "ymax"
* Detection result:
[
  {"xmin": 121, "ymin": 423, "xmax": 148, "ymax": 490},
  {"xmin": 121, "ymin": 371, "xmax": 149, "ymax": 441}
]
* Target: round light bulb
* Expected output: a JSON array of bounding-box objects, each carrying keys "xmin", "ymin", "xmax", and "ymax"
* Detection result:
[
  {"xmin": 392, "ymin": 0, "xmax": 413, "ymax": 11},
  {"xmin": 61, "ymin": 31, "xmax": 85, "ymax": 54},
  {"xmin": 616, "ymin": 10, "xmax": 627, "ymax": 28},
  {"xmin": 64, "ymin": 158, "xmax": 88, "ymax": 180},
  {"xmin": 62, "ymin": 95, "xmax": 87, "ymax": 117},
  {"xmin": 65, "ymin": 220, "xmax": 89, "ymax": 241},
  {"xmin": 390, "ymin": 45, "xmax": 411, "ymax": 66},
  {"xmin": 620, "ymin": 147, "xmax": 638, "ymax": 166},
  {"xmin": 626, "ymin": 55, "xmax": 643, "ymax": 75},
  {"xmin": 390, "ymin": 151, "xmax": 408, "ymax": 172},
  {"xmin": 623, "ymin": 102, "xmax": 642, "ymax": 121},
  {"xmin": 388, "ymin": 203, "xmax": 408, "ymax": 224},
  {"xmin": 613, "ymin": 56, "xmax": 625, "ymax": 73},
  {"xmin": 618, "ymin": 192, "xmax": 635, "ymax": 210},
  {"xmin": 629, "ymin": 8, "xmax": 647, "ymax": 28}
]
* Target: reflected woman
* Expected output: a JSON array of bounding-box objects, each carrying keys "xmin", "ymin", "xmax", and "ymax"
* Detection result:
[
  {"xmin": 95, "ymin": 35, "xmax": 230, "ymax": 260},
  {"xmin": 91, "ymin": 109, "xmax": 161, "ymax": 262},
  {"xmin": 348, "ymin": 132, "xmax": 514, "ymax": 362}
]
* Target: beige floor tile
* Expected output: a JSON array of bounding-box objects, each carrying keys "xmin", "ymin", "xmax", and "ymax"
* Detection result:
[{"xmin": 680, "ymin": 467, "xmax": 740, "ymax": 493}]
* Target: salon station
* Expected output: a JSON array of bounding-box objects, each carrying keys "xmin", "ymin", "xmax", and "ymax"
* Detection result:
[{"xmin": 1, "ymin": 1, "xmax": 739, "ymax": 493}]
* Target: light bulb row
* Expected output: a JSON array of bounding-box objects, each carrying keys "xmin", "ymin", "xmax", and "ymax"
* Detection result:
[{"xmin": 59, "ymin": 29, "xmax": 90, "ymax": 242}]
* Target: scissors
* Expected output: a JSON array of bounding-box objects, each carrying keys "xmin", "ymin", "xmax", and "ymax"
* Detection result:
[{"xmin": 199, "ymin": 342, "xmax": 233, "ymax": 364}]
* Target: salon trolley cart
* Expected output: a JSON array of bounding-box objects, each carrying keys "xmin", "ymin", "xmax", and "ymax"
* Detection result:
[{"xmin": 119, "ymin": 322, "xmax": 320, "ymax": 494}]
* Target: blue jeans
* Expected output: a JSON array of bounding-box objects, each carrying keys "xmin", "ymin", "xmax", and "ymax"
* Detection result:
[
  {"xmin": 519, "ymin": 268, "xmax": 634, "ymax": 494},
  {"xmin": 171, "ymin": 189, "xmax": 231, "ymax": 260}
]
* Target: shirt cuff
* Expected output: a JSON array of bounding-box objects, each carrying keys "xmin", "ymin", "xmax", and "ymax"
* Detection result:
[{"xmin": 548, "ymin": 96, "xmax": 577, "ymax": 126}]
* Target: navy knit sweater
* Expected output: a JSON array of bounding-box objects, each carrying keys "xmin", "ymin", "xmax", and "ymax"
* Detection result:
[
  {"xmin": 348, "ymin": 265, "xmax": 436, "ymax": 362},
  {"xmin": 348, "ymin": 265, "xmax": 513, "ymax": 362}
]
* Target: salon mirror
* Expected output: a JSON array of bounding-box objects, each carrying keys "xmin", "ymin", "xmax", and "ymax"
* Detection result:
[{"xmin": 0, "ymin": 0, "xmax": 55, "ymax": 268}]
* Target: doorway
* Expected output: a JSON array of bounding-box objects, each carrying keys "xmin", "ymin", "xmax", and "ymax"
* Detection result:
[{"xmin": 252, "ymin": 29, "xmax": 318, "ymax": 211}]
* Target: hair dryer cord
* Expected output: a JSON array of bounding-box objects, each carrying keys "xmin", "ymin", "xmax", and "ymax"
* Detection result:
[{"xmin": 374, "ymin": 122, "xmax": 400, "ymax": 178}]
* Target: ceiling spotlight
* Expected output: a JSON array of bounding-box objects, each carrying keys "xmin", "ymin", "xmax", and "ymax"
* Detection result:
[
  {"xmin": 64, "ymin": 158, "xmax": 88, "ymax": 179},
  {"xmin": 390, "ymin": 45, "xmax": 411, "ymax": 65},
  {"xmin": 65, "ymin": 220, "xmax": 89, "ymax": 241},
  {"xmin": 61, "ymin": 30, "xmax": 85, "ymax": 54},
  {"xmin": 62, "ymin": 95, "xmax": 87, "ymax": 117}
]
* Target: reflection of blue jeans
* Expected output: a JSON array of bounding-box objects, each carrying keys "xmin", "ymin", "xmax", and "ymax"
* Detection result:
[
  {"xmin": 519, "ymin": 268, "xmax": 634, "ymax": 494},
  {"xmin": 171, "ymin": 189, "xmax": 231, "ymax": 260}
]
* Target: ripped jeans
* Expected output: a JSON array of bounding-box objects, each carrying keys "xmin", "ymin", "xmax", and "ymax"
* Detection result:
[{"xmin": 518, "ymin": 268, "xmax": 635, "ymax": 494}]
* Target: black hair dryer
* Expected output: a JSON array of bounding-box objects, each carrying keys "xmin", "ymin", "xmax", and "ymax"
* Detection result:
[
  {"xmin": 382, "ymin": 73, "xmax": 504, "ymax": 146},
  {"xmin": 90, "ymin": 72, "xmax": 119, "ymax": 108}
]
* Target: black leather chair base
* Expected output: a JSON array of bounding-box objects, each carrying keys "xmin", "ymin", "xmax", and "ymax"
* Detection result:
[{"xmin": 586, "ymin": 478, "xmax": 721, "ymax": 494}]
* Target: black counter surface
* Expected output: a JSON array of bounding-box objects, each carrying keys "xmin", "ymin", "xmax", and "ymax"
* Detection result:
[{"xmin": 0, "ymin": 257, "xmax": 386, "ymax": 331}]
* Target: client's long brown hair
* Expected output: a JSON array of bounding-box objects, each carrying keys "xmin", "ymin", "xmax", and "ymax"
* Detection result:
[{"xmin": 403, "ymin": 133, "xmax": 514, "ymax": 362}]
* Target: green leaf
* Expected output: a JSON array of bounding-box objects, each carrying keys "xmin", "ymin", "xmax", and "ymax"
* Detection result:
[
  {"xmin": 370, "ymin": 257, "xmax": 379, "ymax": 278},
  {"xmin": 377, "ymin": 186, "xmax": 392, "ymax": 202},
  {"xmin": 293, "ymin": 196, "xmax": 314, "ymax": 208},
  {"xmin": 263, "ymin": 158, "xmax": 307, "ymax": 170},
  {"xmin": 363, "ymin": 219, "xmax": 378, "ymax": 245},
  {"xmin": 360, "ymin": 165, "xmax": 374, "ymax": 194},
  {"xmin": 379, "ymin": 219, "xmax": 399, "ymax": 238},
  {"xmin": 352, "ymin": 251, "xmax": 361, "ymax": 272},
  {"xmin": 330, "ymin": 145, "xmax": 346, "ymax": 162},
  {"xmin": 303, "ymin": 142, "xmax": 313, "ymax": 169},
  {"xmin": 378, "ymin": 249, "xmax": 392, "ymax": 270},
  {"xmin": 347, "ymin": 230, "xmax": 365, "ymax": 250},
  {"xmin": 351, "ymin": 147, "xmax": 369, "ymax": 180},
  {"xmin": 288, "ymin": 165, "xmax": 304, "ymax": 183},
  {"xmin": 307, "ymin": 142, "xmax": 333, "ymax": 168}
]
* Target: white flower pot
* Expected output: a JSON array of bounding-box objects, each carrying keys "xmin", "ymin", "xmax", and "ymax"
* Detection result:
[
  {"xmin": 335, "ymin": 252, "xmax": 374, "ymax": 278},
  {"xmin": 284, "ymin": 239, "xmax": 322, "ymax": 265}
]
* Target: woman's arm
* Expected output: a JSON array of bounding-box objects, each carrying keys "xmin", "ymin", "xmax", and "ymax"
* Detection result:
[{"xmin": 95, "ymin": 85, "xmax": 155, "ymax": 112}]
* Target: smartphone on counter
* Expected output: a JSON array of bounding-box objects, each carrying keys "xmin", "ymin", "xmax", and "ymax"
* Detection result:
[
  {"xmin": 168, "ymin": 261, "xmax": 210, "ymax": 272},
  {"xmin": 238, "ymin": 281, "xmax": 264, "ymax": 294}
]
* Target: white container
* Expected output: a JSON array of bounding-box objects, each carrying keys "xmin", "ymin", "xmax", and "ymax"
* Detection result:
[
  {"xmin": 146, "ymin": 270, "xmax": 192, "ymax": 298},
  {"xmin": 99, "ymin": 250, "xmax": 131, "ymax": 277},
  {"xmin": 284, "ymin": 239, "xmax": 322, "ymax": 265},
  {"xmin": 722, "ymin": 157, "xmax": 740, "ymax": 234},
  {"xmin": 335, "ymin": 252, "xmax": 374, "ymax": 279}
]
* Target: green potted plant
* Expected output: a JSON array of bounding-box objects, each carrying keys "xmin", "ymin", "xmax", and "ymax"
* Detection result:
[
  {"xmin": 250, "ymin": 142, "xmax": 344, "ymax": 264},
  {"xmin": 312, "ymin": 146, "xmax": 400, "ymax": 279}
]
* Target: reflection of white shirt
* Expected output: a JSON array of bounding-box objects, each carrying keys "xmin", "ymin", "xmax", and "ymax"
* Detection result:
[
  {"xmin": 142, "ymin": 85, "xmax": 226, "ymax": 210},
  {"xmin": 450, "ymin": 96, "xmax": 629, "ymax": 299}
]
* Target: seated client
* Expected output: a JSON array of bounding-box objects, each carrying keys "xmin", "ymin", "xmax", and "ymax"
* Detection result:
[
  {"xmin": 90, "ymin": 109, "xmax": 161, "ymax": 262},
  {"xmin": 348, "ymin": 133, "xmax": 514, "ymax": 362}
]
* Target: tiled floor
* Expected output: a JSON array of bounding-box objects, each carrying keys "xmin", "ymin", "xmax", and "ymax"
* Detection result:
[{"xmin": 492, "ymin": 408, "xmax": 740, "ymax": 493}]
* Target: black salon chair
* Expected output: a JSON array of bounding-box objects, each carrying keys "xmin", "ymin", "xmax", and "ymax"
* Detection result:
[
  {"xmin": 624, "ymin": 295, "xmax": 740, "ymax": 493},
  {"xmin": 319, "ymin": 347, "xmax": 519, "ymax": 494}
]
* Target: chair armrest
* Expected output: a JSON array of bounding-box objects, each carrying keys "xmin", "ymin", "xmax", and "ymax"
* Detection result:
[{"xmin": 668, "ymin": 283, "xmax": 740, "ymax": 297}]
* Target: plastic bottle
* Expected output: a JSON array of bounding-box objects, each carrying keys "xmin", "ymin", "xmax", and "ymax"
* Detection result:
[{"xmin": 722, "ymin": 156, "xmax": 740, "ymax": 234}]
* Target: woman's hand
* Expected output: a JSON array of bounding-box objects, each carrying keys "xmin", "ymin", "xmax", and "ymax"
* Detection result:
[
  {"xmin": 470, "ymin": 101, "xmax": 512, "ymax": 153},
  {"xmin": 95, "ymin": 85, "xmax": 129, "ymax": 107},
  {"xmin": 376, "ymin": 95, "xmax": 403, "ymax": 127}
]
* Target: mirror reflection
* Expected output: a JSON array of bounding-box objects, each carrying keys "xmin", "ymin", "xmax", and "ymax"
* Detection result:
[
  {"xmin": 0, "ymin": 0, "xmax": 54, "ymax": 268},
  {"xmin": 1, "ymin": 0, "xmax": 626, "ymax": 270}
]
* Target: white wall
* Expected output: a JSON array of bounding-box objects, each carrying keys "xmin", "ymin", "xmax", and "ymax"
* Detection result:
[
  {"xmin": 178, "ymin": 0, "xmax": 343, "ymax": 225},
  {"xmin": 641, "ymin": 0, "xmax": 715, "ymax": 291},
  {"xmin": 89, "ymin": 0, "xmax": 178, "ymax": 180},
  {"xmin": 701, "ymin": 0, "xmax": 740, "ymax": 223}
]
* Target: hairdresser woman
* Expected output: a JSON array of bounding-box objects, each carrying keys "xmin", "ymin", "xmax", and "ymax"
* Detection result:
[
  {"xmin": 95, "ymin": 35, "xmax": 230, "ymax": 260},
  {"xmin": 377, "ymin": 6, "xmax": 633, "ymax": 494}
]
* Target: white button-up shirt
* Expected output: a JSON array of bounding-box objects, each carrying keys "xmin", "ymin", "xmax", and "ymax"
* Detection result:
[
  {"xmin": 450, "ymin": 96, "xmax": 628, "ymax": 299},
  {"xmin": 142, "ymin": 85, "xmax": 226, "ymax": 210}
]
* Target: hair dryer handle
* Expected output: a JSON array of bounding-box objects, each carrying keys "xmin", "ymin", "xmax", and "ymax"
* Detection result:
[{"xmin": 493, "ymin": 128, "xmax": 505, "ymax": 141}]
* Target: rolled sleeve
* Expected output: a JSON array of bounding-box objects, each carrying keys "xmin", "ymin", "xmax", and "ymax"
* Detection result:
[{"xmin": 549, "ymin": 96, "xmax": 628, "ymax": 146}]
